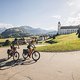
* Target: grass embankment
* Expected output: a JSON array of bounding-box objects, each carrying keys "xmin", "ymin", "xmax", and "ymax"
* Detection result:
[
  {"xmin": 0, "ymin": 38, "xmax": 14, "ymax": 42},
  {"xmin": 0, "ymin": 38, "xmax": 14, "ymax": 47},
  {"xmin": 36, "ymin": 33, "xmax": 80, "ymax": 52}
]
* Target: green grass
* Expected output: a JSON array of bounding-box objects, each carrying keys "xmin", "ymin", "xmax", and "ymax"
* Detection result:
[
  {"xmin": 0, "ymin": 37, "xmax": 31, "ymax": 43},
  {"xmin": 0, "ymin": 38, "xmax": 15, "ymax": 43},
  {"xmin": 0, "ymin": 38, "xmax": 14, "ymax": 47},
  {"xmin": 36, "ymin": 33, "xmax": 80, "ymax": 52}
]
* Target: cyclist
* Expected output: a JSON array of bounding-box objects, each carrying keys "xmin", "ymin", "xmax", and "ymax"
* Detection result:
[
  {"xmin": 10, "ymin": 44, "xmax": 16, "ymax": 53},
  {"xmin": 10, "ymin": 39, "xmax": 20, "ymax": 52},
  {"xmin": 14, "ymin": 38, "xmax": 20, "ymax": 49},
  {"xmin": 27, "ymin": 39, "xmax": 35, "ymax": 58}
]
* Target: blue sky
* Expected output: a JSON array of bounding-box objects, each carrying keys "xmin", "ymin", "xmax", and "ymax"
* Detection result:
[{"xmin": 0, "ymin": 0, "xmax": 80, "ymax": 30}]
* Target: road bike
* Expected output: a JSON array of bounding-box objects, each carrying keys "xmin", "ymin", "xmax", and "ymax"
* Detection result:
[
  {"xmin": 22, "ymin": 47, "xmax": 40, "ymax": 61},
  {"xmin": 7, "ymin": 47, "xmax": 20, "ymax": 61}
]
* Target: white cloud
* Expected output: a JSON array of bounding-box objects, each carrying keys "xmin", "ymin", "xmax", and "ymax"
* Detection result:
[
  {"xmin": 65, "ymin": 13, "xmax": 80, "ymax": 26},
  {"xmin": 64, "ymin": 0, "xmax": 80, "ymax": 26},
  {"xmin": 0, "ymin": 23, "xmax": 14, "ymax": 28},
  {"xmin": 52, "ymin": 15, "xmax": 61, "ymax": 19},
  {"xmin": 67, "ymin": 0, "xmax": 75, "ymax": 6},
  {"xmin": 67, "ymin": 0, "xmax": 80, "ymax": 15}
]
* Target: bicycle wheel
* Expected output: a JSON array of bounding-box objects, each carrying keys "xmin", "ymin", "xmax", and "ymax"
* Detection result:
[
  {"xmin": 32, "ymin": 51, "xmax": 40, "ymax": 61},
  {"xmin": 13, "ymin": 52, "xmax": 20, "ymax": 61}
]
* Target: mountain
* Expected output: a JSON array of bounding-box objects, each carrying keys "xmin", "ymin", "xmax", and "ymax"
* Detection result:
[
  {"xmin": 19, "ymin": 26, "xmax": 48, "ymax": 35},
  {"xmin": 0, "ymin": 27, "xmax": 6, "ymax": 33},
  {"xmin": 1, "ymin": 27, "xmax": 30, "ymax": 38},
  {"xmin": 1, "ymin": 26, "xmax": 57, "ymax": 38}
]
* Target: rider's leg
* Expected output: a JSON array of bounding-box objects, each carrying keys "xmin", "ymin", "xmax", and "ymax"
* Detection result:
[{"xmin": 29, "ymin": 48, "xmax": 32, "ymax": 58}]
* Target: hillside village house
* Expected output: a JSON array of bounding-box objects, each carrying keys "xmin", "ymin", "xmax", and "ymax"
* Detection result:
[{"xmin": 58, "ymin": 22, "xmax": 80, "ymax": 34}]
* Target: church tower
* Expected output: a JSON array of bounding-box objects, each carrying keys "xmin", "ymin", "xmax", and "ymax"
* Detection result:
[{"xmin": 58, "ymin": 21, "xmax": 61, "ymax": 34}]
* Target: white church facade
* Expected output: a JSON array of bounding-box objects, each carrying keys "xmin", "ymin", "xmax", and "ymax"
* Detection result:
[{"xmin": 58, "ymin": 22, "xmax": 80, "ymax": 34}]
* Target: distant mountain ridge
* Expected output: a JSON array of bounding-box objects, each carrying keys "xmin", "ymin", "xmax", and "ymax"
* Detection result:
[
  {"xmin": 1, "ymin": 26, "xmax": 57, "ymax": 38},
  {"xmin": 19, "ymin": 26, "xmax": 48, "ymax": 35},
  {"xmin": 0, "ymin": 27, "xmax": 6, "ymax": 33}
]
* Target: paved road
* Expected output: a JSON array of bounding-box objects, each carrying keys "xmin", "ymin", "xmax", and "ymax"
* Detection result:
[{"xmin": 0, "ymin": 45, "xmax": 80, "ymax": 80}]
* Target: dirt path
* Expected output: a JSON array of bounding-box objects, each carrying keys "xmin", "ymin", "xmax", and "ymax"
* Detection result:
[{"xmin": 0, "ymin": 45, "xmax": 80, "ymax": 80}]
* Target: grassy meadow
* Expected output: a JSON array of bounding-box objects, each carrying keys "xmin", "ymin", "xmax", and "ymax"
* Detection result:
[
  {"xmin": 0, "ymin": 38, "xmax": 14, "ymax": 47},
  {"xmin": 1, "ymin": 33, "xmax": 80, "ymax": 52},
  {"xmin": 0, "ymin": 38, "xmax": 14, "ymax": 43},
  {"xmin": 36, "ymin": 33, "xmax": 80, "ymax": 52}
]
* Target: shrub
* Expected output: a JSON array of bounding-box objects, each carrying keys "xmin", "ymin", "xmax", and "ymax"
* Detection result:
[
  {"xmin": 78, "ymin": 34, "xmax": 80, "ymax": 38},
  {"xmin": 53, "ymin": 35, "xmax": 56, "ymax": 39}
]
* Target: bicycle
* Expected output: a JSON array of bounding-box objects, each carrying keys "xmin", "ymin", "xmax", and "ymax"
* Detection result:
[
  {"xmin": 22, "ymin": 47, "xmax": 40, "ymax": 61},
  {"xmin": 7, "ymin": 47, "xmax": 20, "ymax": 61}
]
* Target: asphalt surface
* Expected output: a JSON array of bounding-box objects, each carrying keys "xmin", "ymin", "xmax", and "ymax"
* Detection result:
[{"xmin": 0, "ymin": 45, "xmax": 80, "ymax": 80}]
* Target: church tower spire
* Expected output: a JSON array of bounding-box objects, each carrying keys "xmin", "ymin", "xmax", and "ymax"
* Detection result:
[{"xmin": 58, "ymin": 21, "xmax": 61, "ymax": 34}]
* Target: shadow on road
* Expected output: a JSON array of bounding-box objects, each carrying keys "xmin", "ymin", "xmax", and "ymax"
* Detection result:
[
  {"xmin": 0, "ymin": 58, "xmax": 8, "ymax": 63},
  {"xmin": 0, "ymin": 58, "xmax": 36, "ymax": 70}
]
